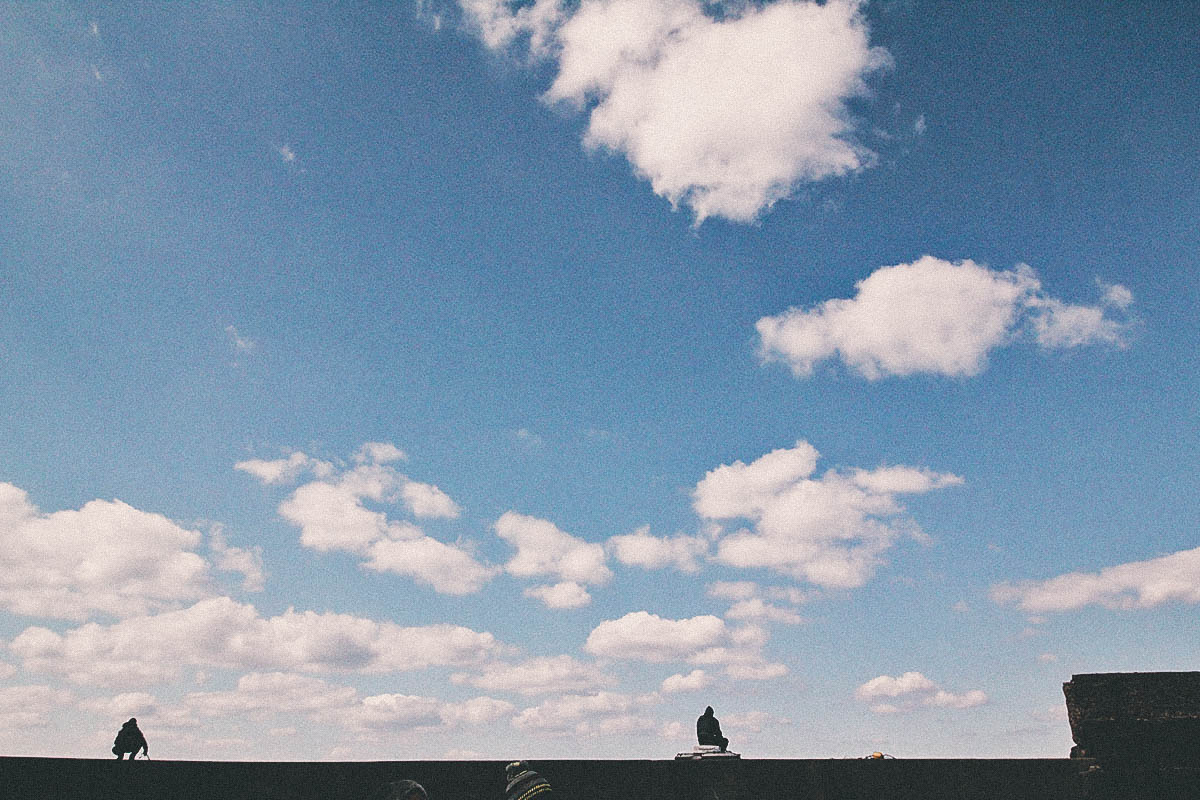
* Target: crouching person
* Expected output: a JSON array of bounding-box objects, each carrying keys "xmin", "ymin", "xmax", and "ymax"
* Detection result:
[{"xmin": 111, "ymin": 718, "xmax": 148, "ymax": 760}]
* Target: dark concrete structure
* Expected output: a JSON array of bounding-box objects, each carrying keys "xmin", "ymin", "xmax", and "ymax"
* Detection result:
[
  {"xmin": 1063, "ymin": 671, "xmax": 1200, "ymax": 799},
  {"xmin": 1, "ymin": 756, "xmax": 1089, "ymax": 800}
]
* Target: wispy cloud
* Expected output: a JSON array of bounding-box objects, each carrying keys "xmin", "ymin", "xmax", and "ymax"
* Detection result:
[
  {"xmin": 855, "ymin": 671, "xmax": 987, "ymax": 714},
  {"xmin": 992, "ymin": 546, "xmax": 1200, "ymax": 613}
]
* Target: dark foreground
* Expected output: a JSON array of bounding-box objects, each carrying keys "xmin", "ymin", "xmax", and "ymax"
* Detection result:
[{"xmin": 0, "ymin": 755, "xmax": 1144, "ymax": 800}]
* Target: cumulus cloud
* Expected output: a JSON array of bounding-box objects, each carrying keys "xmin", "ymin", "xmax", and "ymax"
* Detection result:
[
  {"xmin": 0, "ymin": 685, "xmax": 73, "ymax": 729},
  {"xmin": 452, "ymin": 655, "xmax": 614, "ymax": 696},
  {"xmin": 991, "ymin": 546, "xmax": 1200, "ymax": 613},
  {"xmin": 366, "ymin": 537, "xmax": 498, "ymax": 595},
  {"xmin": 661, "ymin": 669, "xmax": 711, "ymax": 693},
  {"xmin": 182, "ymin": 672, "xmax": 513, "ymax": 733},
  {"xmin": 495, "ymin": 512, "xmax": 612, "ymax": 604},
  {"xmin": 0, "ymin": 482, "xmax": 220, "ymax": 621},
  {"xmin": 607, "ymin": 526, "xmax": 708, "ymax": 573},
  {"xmin": 693, "ymin": 441, "xmax": 960, "ymax": 588},
  {"xmin": 523, "ymin": 581, "xmax": 592, "ymax": 609},
  {"xmin": 208, "ymin": 524, "xmax": 265, "ymax": 593},
  {"xmin": 253, "ymin": 446, "xmax": 491, "ymax": 594},
  {"xmin": 757, "ymin": 257, "xmax": 1134, "ymax": 379},
  {"xmin": 235, "ymin": 452, "xmax": 334, "ymax": 485},
  {"xmin": 512, "ymin": 691, "xmax": 657, "ymax": 736},
  {"xmin": 584, "ymin": 611, "xmax": 786, "ymax": 679},
  {"xmin": 461, "ymin": 0, "xmax": 889, "ymax": 223},
  {"xmin": 10, "ymin": 597, "xmax": 502, "ymax": 687},
  {"xmin": 855, "ymin": 671, "xmax": 987, "ymax": 713}
]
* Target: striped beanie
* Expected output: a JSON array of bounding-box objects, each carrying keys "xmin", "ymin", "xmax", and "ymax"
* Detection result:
[{"xmin": 505, "ymin": 761, "xmax": 552, "ymax": 800}]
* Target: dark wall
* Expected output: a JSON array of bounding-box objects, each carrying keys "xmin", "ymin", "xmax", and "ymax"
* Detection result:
[{"xmin": 1, "ymin": 757, "xmax": 1089, "ymax": 800}]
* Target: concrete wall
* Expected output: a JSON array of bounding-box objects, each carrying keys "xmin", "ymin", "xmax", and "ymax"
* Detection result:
[{"xmin": 2, "ymin": 756, "xmax": 1090, "ymax": 800}]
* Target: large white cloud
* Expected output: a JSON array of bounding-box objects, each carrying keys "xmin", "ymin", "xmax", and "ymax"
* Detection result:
[
  {"xmin": 855, "ymin": 671, "xmax": 987, "ymax": 714},
  {"xmin": 991, "ymin": 546, "xmax": 1200, "ymax": 613},
  {"xmin": 9, "ymin": 597, "xmax": 502, "ymax": 687},
  {"xmin": 461, "ymin": 0, "xmax": 888, "ymax": 223},
  {"xmin": 757, "ymin": 257, "xmax": 1134, "ymax": 379},
  {"xmin": 250, "ymin": 445, "xmax": 491, "ymax": 595},
  {"xmin": 452, "ymin": 655, "xmax": 614, "ymax": 696},
  {"xmin": 0, "ymin": 482, "xmax": 243, "ymax": 621},
  {"xmin": 693, "ymin": 441, "xmax": 961, "ymax": 588}
]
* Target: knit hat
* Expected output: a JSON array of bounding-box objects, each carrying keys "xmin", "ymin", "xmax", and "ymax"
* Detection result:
[
  {"xmin": 505, "ymin": 762, "xmax": 551, "ymax": 800},
  {"xmin": 369, "ymin": 779, "xmax": 428, "ymax": 800}
]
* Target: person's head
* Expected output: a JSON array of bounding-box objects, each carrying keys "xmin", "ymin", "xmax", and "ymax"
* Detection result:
[
  {"xmin": 125, "ymin": 718, "xmax": 138, "ymax": 727},
  {"xmin": 369, "ymin": 779, "xmax": 427, "ymax": 800},
  {"xmin": 704, "ymin": 706, "xmax": 713, "ymax": 716}
]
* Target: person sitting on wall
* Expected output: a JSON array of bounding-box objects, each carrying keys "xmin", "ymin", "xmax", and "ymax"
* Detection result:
[
  {"xmin": 697, "ymin": 706, "xmax": 729, "ymax": 753},
  {"xmin": 505, "ymin": 761, "xmax": 552, "ymax": 800},
  {"xmin": 111, "ymin": 717, "xmax": 148, "ymax": 760},
  {"xmin": 367, "ymin": 779, "xmax": 428, "ymax": 800}
]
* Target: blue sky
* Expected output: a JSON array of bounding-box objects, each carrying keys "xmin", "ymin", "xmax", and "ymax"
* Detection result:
[{"xmin": 0, "ymin": 0, "xmax": 1197, "ymax": 760}]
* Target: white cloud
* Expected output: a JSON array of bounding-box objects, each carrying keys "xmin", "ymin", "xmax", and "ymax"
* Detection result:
[
  {"xmin": 523, "ymin": 581, "xmax": 592, "ymax": 609},
  {"xmin": 366, "ymin": 537, "xmax": 499, "ymax": 595},
  {"xmin": 512, "ymin": 691, "xmax": 656, "ymax": 736},
  {"xmin": 991, "ymin": 546, "xmax": 1200, "ymax": 613},
  {"xmin": 723, "ymin": 710, "xmax": 791, "ymax": 733},
  {"xmin": 757, "ymin": 257, "xmax": 1134, "ymax": 379},
  {"xmin": 452, "ymin": 655, "xmax": 614, "ymax": 696},
  {"xmin": 10, "ymin": 597, "xmax": 502, "ymax": 687},
  {"xmin": 277, "ymin": 144, "xmax": 297, "ymax": 162},
  {"xmin": 208, "ymin": 524, "xmax": 265, "ymax": 593},
  {"xmin": 224, "ymin": 324, "xmax": 255, "ymax": 352},
  {"xmin": 855, "ymin": 671, "xmax": 987, "ymax": 713},
  {"xmin": 607, "ymin": 526, "xmax": 708, "ymax": 573},
  {"xmin": 234, "ymin": 452, "xmax": 333, "ymax": 485},
  {"xmin": 0, "ymin": 662, "xmax": 15, "ymax": 680},
  {"xmin": 0, "ymin": 482, "xmax": 217, "ymax": 621},
  {"xmin": 584, "ymin": 611, "xmax": 726, "ymax": 662},
  {"xmin": 0, "ymin": 685, "xmax": 73, "ymax": 729},
  {"xmin": 661, "ymin": 669, "xmax": 711, "ymax": 693},
  {"xmin": 266, "ymin": 450, "xmax": 492, "ymax": 595},
  {"xmin": 400, "ymin": 481, "xmax": 461, "ymax": 519},
  {"xmin": 355, "ymin": 442, "xmax": 407, "ymax": 464},
  {"xmin": 462, "ymin": 0, "xmax": 888, "ymax": 224},
  {"xmin": 707, "ymin": 581, "xmax": 760, "ymax": 601},
  {"xmin": 693, "ymin": 441, "xmax": 960, "ymax": 588},
  {"xmin": 724, "ymin": 598, "xmax": 805, "ymax": 625},
  {"xmin": 495, "ymin": 511, "xmax": 612, "ymax": 586},
  {"xmin": 79, "ymin": 692, "xmax": 161, "ymax": 718},
  {"xmin": 185, "ymin": 673, "xmax": 357, "ymax": 718}
]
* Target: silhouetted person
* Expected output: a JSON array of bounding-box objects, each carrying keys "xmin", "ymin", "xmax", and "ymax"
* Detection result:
[
  {"xmin": 111, "ymin": 717, "xmax": 148, "ymax": 760},
  {"xmin": 367, "ymin": 779, "xmax": 428, "ymax": 800},
  {"xmin": 697, "ymin": 706, "xmax": 728, "ymax": 752},
  {"xmin": 505, "ymin": 761, "xmax": 552, "ymax": 800}
]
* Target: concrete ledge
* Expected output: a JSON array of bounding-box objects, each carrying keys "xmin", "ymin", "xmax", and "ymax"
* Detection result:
[{"xmin": 1, "ymin": 756, "xmax": 1091, "ymax": 800}]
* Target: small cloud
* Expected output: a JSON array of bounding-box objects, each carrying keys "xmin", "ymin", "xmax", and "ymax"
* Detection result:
[
  {"xmin": 661, "ymin": 669, "xmax": 711, "ymax": 694},
  {"xmin": 224, "ymin": 325, "xmax": 255, "ymax": 353},
  {"xmin": 913, "ymin": 114, "xmax": 927, "ymax": 135},
  {"xmin": 855, "ymin": 671, "xmax": 987, "ymax": 713},
  {"xmin": 524, "ymin": 581, "xmax": 592, "ymax": 609},
  {"xmin": 514, "ymin": 428, "xmax": 543, "ymax": 447},
  {"xmin": 91, "ymin": 65, "xmax": 102, "ymax": 82},
  {"xmin": 951, "ymin": 600, "xmax": 970, "ymax": 614},
  {"xmin": 1038, "ymin": 653, "xmax": 1058, "ymax": 663},
  {"xmin": 277, "ymin": 145, "xmax": 297, "ymax": 163},
  {"xmin": 89, "ymin": 21, "xmax": 99, "ymax": 37}
]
